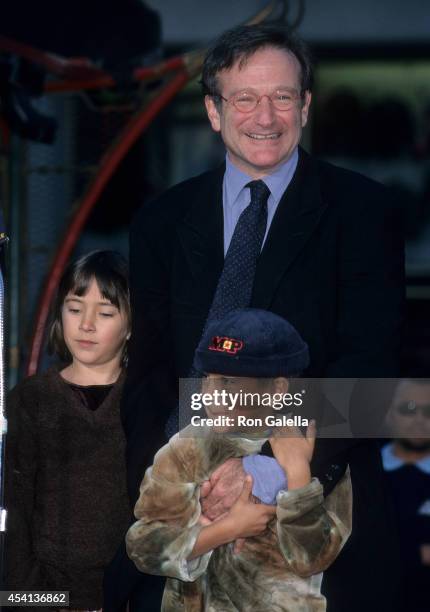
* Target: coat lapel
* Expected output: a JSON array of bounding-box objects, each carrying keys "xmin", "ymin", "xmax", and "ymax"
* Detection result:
[
  {"xmin": 176, "ymin": 164, "xmax": 225, "ymax": 308},
  {"xmin": 176, "ymin": 150, "xmax": 327, "ymax": 313},
  {"xmin": 252, "ymin": 148, "xmax": 327, "ymax": 309}
]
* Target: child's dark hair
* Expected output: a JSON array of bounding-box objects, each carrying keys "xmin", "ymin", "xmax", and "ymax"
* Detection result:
[{"xmin": 48, "ymin": 250, "xmax": 130, "ymax": 363}]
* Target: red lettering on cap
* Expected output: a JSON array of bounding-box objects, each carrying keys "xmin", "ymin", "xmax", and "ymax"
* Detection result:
[{"xmin": 208, "ymin": 336, "xmax": 243, "ymax": 355}]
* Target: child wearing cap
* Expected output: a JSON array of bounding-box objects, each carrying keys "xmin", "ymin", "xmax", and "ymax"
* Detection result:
[{"xmin": 126, "ymin": 309, "xmax": 352, "ymax": 611}]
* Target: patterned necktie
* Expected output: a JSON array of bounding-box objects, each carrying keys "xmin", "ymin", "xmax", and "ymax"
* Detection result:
[
  {"xmin": 205, "ymin": 179, "xmax": 270, "ymax": 323},
  {"xmin": 165, "ymin": 180, "xmax": 270, "ymax": 437}
]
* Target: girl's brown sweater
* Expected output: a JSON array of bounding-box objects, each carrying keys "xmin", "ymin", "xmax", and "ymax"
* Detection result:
[{"xmin": 5, "ymin": 367, "xmax": 131, "ymax": 609}]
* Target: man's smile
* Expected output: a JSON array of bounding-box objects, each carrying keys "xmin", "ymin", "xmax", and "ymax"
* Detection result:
[{"xmin": 246, "ymin": 132, "xmax": 281, "ymax": 140}]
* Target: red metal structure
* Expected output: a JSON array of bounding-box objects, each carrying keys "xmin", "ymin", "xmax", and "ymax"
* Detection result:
[{"xmin": 0, "ymin": 1, "xmax": 282, "ymax": 375}]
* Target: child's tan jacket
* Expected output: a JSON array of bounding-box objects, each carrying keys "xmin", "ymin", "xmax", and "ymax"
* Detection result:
[{"xmin": 126, "ymin": 428, "xmax": 352, "ymax": 611}]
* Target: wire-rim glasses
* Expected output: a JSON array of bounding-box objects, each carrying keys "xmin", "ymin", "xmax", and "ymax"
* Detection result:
[
  {"xmin": 215, "ymin": 89, "xmax": 302, "ymax": 113},
  {"xmin": 395, "ymin": 401, "xmax": 430, "ymax": 419}
]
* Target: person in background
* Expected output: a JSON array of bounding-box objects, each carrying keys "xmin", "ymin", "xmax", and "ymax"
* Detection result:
[
  {"xmin": 5, "ymin": 250, "xmax": 131, "ymax": 610},
  {"xmin": 382, "ymin": 378, "xmax": 430, "ymax": 612}
]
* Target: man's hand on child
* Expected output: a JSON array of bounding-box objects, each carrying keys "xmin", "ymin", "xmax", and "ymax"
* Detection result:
[
  {"xmin": 200, "ymin": 458, "xmax": 246, "ymax": 521},
  {"xmin": 200, "ymin": 470, "xmax": 264, "ymax": 553},
  {"xmin": 269, "ymin": 420, "xmax": 316, "ymax": 490},
  {"xmin": 191, "ymin": 476, "xmax": 273, "ymax": 560}
]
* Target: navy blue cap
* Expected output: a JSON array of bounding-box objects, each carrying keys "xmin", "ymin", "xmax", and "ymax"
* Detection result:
[{"xmin": 194, "ymin": 308, "xmax": 309, "ymax": 377}]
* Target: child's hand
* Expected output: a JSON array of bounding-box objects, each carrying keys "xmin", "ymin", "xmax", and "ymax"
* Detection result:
[
  {"xmin": 190, "ymin": 477, "xmax": 274, "ymax": 560},
  {"xmin": 269, "ymin": 420, "xmax": 316, "ymax": 490},
  {"xmin": 225, "ymin": 475, "xmax": 276, "ymax": 540}
]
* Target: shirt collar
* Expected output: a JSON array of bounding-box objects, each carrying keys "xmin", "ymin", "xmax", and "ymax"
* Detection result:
[
  {"xmin": 224, "ymin": 147, "xmax": 299, "ymax": 208},
  {"xmin": 381, "ymin": 442, "xmax": 430, "ymax": 474}
]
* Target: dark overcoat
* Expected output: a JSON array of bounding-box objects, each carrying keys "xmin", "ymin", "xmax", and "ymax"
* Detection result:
[{"xmin": 117, "ymin": 147, "xmax": 405, "ymax": 612}]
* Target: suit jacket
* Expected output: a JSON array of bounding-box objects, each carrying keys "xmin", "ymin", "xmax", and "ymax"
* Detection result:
[{"xmin": 115, "ymin": 147, "xmax": 405, "ymax": 612}]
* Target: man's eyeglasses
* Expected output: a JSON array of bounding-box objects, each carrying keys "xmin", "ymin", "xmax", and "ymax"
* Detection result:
[
  {"xmin": 395, "ymin": 401, "xmax": 430, "ymax": 419},
  {"xmin": 215, "ymin": 89, "xmax": 302, "ymax": 113}
]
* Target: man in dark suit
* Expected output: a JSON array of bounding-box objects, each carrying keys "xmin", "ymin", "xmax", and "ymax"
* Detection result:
[{"xmin": 119, "ymin": 24, "xmax": 404, "ymax": 612}]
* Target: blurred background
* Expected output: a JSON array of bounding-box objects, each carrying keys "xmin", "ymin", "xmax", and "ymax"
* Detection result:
[
  {"xmin": 1, "ymin": 0, "xmax": 429, "ymax": 382},
  {"xmin": 1, "ymin": 3, "xmax": 430, "ymax": 609}
]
